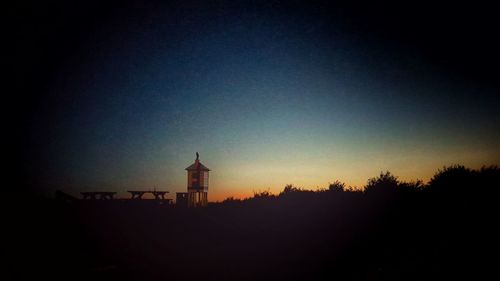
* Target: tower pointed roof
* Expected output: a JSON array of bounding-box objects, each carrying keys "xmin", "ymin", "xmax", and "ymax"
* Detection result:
[{"xmin": 185, "ymin": 153, "xmax": 210, "ymax": 171}]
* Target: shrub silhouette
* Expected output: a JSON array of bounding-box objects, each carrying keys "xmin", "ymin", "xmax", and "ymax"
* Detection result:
[
  {"xmin": 222, "ymin": 196, "xmax": 241, "ymax": 204},
  {"xmin": 477, "ymin": 165, "xmax": 500, "ymax": 197},
  {"xmin": 32, "ymin": 164, "xmax": 499, "ymax": 281},
  {"xmin": 398, "ymin": 179, "xmax": 425, "ymax": 194},
  {"xmin": 280, "ymin": 184, "xmax": 302, "ymax": 194},
  {"xmin": 428, "ymin": 165, "xmax": 475, "ymax": 194},
  {"xmin": 251, "ymin": 189, "xmax": 275, "ymax": 200},
  {"xmin": 364, "ymin": 171, "xmax": 399, "ymax": 195},
  {"xmin": 328, "ymin": 180, "xmax": 345, "ymax": 192}
]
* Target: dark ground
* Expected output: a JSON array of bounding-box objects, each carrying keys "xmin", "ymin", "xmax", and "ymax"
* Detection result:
[
  {"xmin": 6, "ymin": 2, "xmax": 500, "ymax": 279},
  {"xmin": 6, "ymin": 166, "xmax": 499, "ymax": 280}
]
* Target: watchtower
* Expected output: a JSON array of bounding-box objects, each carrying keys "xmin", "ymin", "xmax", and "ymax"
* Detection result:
[{"xmin": 185, "ymin": 152, "xmax": 210, "ymax": 207}]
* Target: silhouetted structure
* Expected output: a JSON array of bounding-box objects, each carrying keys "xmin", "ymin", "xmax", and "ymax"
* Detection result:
[
  {"xmin": 176, "ymin": 192, "xmax": 188, "ymax": 207},
  {"xmin": 127, "ymin": 190, "xmax": 169, "ymax": 200},
  {"xmin": 55, "ymin": 189, "xmax": 78, "ymax": 203},
  {"xmin": 81, "ymin": 191, "xmax": 116, "ymax": 200},
  {"xmin": 16, "ymin": 165, "xmax": 500, "ymax": 281},
  {"xmin": 184, "ymin": 152, "xmax": 210, "ymax": 207}
]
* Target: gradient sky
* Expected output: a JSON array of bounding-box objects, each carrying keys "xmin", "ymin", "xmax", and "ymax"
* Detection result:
[{"xmin": 18, "ymin": 1, "xmax": 500, "ymax": 201}]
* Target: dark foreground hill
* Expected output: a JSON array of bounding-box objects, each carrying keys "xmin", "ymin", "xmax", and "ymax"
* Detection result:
[{"xmin": 6, "ymin": 166, "xmax": 500, "ymax": 280}]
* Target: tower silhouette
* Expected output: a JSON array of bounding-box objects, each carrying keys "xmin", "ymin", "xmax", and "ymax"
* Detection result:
[{"xmin": 184, "ymin": 152, "xmax": 210, "ymax": 207}]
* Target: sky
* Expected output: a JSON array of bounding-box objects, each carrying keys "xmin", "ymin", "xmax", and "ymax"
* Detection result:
[{"xmin": 13, "ymin": 0, "xmax": 500, "ymax": 201}]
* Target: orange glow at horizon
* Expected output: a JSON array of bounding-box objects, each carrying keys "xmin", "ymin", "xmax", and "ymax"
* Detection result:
[{"xmin": 202, "ymin": 148, "xmax": 499, "ymax": 202}]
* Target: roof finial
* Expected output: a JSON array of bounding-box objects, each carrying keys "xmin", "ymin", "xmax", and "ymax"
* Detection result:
[{"xmin": 196, "ymin": 152, "xmax": 199, "ymax": 161}]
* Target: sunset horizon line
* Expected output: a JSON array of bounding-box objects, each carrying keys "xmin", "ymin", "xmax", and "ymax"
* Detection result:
[{"xmin": 51, "ymin": 163, "xmax": 499, "ymax": 202}]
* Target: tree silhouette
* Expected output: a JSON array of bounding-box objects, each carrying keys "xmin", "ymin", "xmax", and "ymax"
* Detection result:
[
  {"xmin": 398, "ymin": 179, "xmax": 425, "ymax": 194},
  {"xmin": 428, "ymin": 165, "xmax": 474, "ymax": 194},
  {"xmin": 36, "ymin": 164, "xmax": 500, "ymax": 280},
  {"xmin": 364, "ymin": 171, "xmax": 399, "ymax": 195}
]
